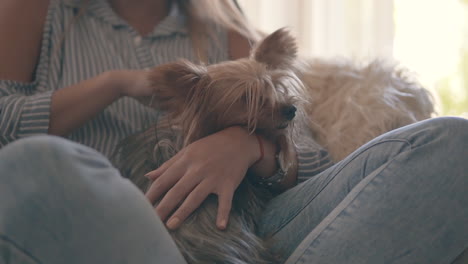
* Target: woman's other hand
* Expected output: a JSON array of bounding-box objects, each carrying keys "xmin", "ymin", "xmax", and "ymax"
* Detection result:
[{"xmin": 144, "ymin": 126, "xmax": 261, "ymax": 230}]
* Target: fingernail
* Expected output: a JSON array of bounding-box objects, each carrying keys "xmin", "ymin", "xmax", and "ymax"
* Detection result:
[
  {"xmin": 144, "ymin": 172, "xmax": 151, "ymax": 178},
  {"xmin": 218, "ymin": 219, "xmax": 227, "ymax": 230},
  {"xmin": 167, "ymin": 217, "xmax": 180, "ymax": 229}
]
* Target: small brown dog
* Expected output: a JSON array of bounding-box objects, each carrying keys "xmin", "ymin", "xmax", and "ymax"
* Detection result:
[
  {"xmin": 114, "ymin": 28, "xmax": 434, "ymax": 264},
  {"xmin": 115, "ymin": 29, "xmax": 309, "ymax": 264}
]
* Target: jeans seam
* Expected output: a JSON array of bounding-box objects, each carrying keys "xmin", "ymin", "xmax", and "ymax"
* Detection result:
[
  {"xmin": 0, "ymin": 234, "xmax": 43, "ymax": 264},
  {"xmin": 450, "ymin": 246, "xmax": 468, "ymax": 264},
  {"xmin": 285, "ymin": 152, "xmax": 407, "ymax": 264},
  {"xmin": 270, "ymin": 138, "xmax": 412, "ymax": 237}
]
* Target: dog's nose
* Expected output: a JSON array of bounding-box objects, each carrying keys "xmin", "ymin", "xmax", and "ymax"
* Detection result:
[{"xmin": 282, "ymin": 105, "xmax": 297, "ymax": 120}]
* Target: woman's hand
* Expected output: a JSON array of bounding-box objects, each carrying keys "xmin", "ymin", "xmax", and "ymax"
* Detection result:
[{"xmin": 144, "ymin": 126, "xmax": 261, "ymax": 230}]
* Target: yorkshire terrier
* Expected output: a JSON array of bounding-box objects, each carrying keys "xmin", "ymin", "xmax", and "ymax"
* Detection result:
[
  {"xmin": 114, "ymin": 28, "xmax": 434, "ymax": 264},
  {"xmin": 115, "ymin": 28, "xmax": 308, "ymax": 264}
]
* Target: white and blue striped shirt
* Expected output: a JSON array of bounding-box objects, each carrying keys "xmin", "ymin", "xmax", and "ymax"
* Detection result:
[{"xmin": 0, "ymin": 0, "xmax": 332, "ymax": 181}]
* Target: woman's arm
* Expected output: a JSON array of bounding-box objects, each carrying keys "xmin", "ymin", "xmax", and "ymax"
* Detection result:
[
  {"xmin": 0, "ymin": 0, "xmax": 119, "ymax": 138},
  {"xmin": 49, "ymin": 72, "xmax": 122, "ymax": 136},
  {"xmin": 0, "ymin": 68, "xmax": 151, "ymax": 140},
  {"xmin": 49, "ymin": 70, "xmax": 149, "ymax": 136},
  {"xmin": 0, "ymin": 1, "xmax": 153, "ymax": 137},
  {"xmin": 0, "ymin": 0, "xmax": 50, "ymax": 82}
]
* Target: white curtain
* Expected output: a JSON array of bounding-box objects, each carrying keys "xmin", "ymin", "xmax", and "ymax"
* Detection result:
[
  {"xmin": 238, "ymin": 0, "xmax": 394, "ymax": 59},
  {"xmin": 237, "ymin": 0, "xmax": 468, "ymax": 117}
]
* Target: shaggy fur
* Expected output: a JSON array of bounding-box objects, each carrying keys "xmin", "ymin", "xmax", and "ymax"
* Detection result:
[
  {"xmin": 298, "ymin": 58, "xmax": 434, "ymax": 161},
  {"xmin": 113, "ymin": 28, "xmax": 434, "ymax": 264}
]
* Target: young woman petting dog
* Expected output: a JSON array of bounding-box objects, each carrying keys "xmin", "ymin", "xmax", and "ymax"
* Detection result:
[{"xmin": 0, "ymin": 0, "xmax": 467, "ymax": 263}]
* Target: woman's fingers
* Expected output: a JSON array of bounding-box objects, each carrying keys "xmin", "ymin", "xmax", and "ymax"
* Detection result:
[
  {"xmin": 163, "ymin": 181, "xmax": 235, "ymax": 231},
  {"xmin": 216, "ymin": 187, "xmax": 234, "ymax": 230},
  {"xmin": 145, "ymin": 161, "xmax": 186, "ymax": 204},
  {"xmin": 156, "ymin": 172, "xmax": 201, "ymax": 222},
  {"xmin": 145, "ymin": 150, "xmax": 184, "ymax": 180},
  {"xmin": 165, "ymin": 182, "xmax": 211, "ymax": 230}
]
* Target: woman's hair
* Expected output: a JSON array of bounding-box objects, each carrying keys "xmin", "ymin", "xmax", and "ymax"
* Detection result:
[
  {"xmin": 70, "ymin": 0, "xmax": 260, "ymax": 62},
  {"xmin": 176, "ymin": 0, "xmax": 261, "ymax": 61}
]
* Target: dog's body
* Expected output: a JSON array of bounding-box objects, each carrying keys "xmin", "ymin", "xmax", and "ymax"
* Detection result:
[
  {"xmin": 114, "ymin": 29, "xmax": 434, "ymax": 264},
  {"xmin": 116, "ymin": 118, "xmax": 283, "ymax": 264},
  {"xmin": 298, "ymin": 58, "xmax": 434, "ymax": 161}
]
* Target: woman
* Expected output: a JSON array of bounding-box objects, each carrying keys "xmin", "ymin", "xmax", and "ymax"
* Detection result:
[{"xmin": 0, "ymin": 0, "xmax": 466, "ymax": 263}]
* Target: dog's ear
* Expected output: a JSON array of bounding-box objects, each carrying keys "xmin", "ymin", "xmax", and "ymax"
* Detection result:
[
  {"xmin": 251, "ymin": 28, "xmax": 297, "ymax": 69},
  {"xmin": 144, "ymin": 60, "xmax": 206, "ymax": 112}
]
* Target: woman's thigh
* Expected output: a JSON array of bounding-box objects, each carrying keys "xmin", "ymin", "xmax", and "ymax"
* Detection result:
[
  {"xmin": 259, "ymin": 117, "xmax": 468, "ymax": 264},
  {"xmin": 0, "ymin": 136, "xmax": 186, "ymax": 264}
]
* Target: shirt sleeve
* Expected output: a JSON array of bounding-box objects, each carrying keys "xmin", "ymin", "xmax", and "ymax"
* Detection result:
[
  {"xmin": 0, "ymin": 1, "xmax": 61, "ymax": 147},
  {"xmin": 295, "ymin": 136, "xmax": 334, "ymax": 183},
  {"xmin": 0, "ymin": 81, "xmax": 54, "ymax": 147}
]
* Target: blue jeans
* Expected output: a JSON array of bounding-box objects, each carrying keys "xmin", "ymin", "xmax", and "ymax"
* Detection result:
[{"xmin": 0, "ymin": 117, "xmax": 467, "ymax": 264}]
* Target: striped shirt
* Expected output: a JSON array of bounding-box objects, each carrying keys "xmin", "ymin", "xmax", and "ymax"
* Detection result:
[{"xmin": 0, "ymin": 0, "xmax": 333, "ymax": 181}]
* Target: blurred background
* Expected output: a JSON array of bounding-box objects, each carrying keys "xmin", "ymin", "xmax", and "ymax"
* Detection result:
[{"xmin": 238, "ymin": 0, "xmax": 468, "ymax": 117}]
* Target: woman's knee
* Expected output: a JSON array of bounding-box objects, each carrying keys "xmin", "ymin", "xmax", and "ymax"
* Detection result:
[
  {"xmin": 1, "ymin": 135, "xmax": 116, "ymax": 182},
  {"xmin": 392, "ymin": 117, "xmax": 468, "ymax": 151},
  {"xmin": 427, "ymin": 116, "xmax": 468, "ymax": 135},
  {"xmin": 2, "ymin": 135, "xmax": 111, "ymax": 167},
  {"xmin": 0, "ymin": 137, "xmax": 175, "ymax": 263},
  {"xmin": 0, "ymin": 134, "xmax": 148, "ymax": 227},
  {"xmin": 425, "ymin": 117, "xmax": 468, "ymax": 148},
  {"xmin": 0, "ymin": 135, "xmax": 131, "ymax": 208}
]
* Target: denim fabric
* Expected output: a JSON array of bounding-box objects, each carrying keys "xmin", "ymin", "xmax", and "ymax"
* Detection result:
[
  {"xmin": 0, "ymin": 136, "xmax": 186, "ymax": 264},
  {"xmin": 0, "ymin": 117, "xmax": 467, "ymax": 264},
  {"xmin": 258, "ymin": 117, "xmax": 468, "ymax": 264}
]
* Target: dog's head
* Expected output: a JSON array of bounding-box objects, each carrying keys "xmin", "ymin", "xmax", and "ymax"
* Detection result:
[{"xmin": 146, "ymin": 28, "xmax": 305, "ymax": 145}]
